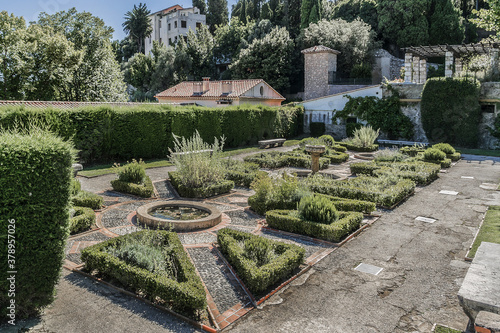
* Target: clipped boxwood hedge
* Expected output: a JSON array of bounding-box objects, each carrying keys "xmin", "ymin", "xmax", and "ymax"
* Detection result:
[
  {"xmin": 80, "ymin": 230, "xmax": 206, "ymax": 312},
  {"xmin": 310, "ymin": 122, "xmax": 326, "ymax": 137},
  {"xmin": 0, "ymin": 105, "xmax": 303, "ymax": 163},
  {"xmin": 69, "ymin": 206, "xmax": 96, "ymax": 234},
  {"xmin": 71, "ymin": 190, "xmax": 104, "ymax": 209},
  {"xmin": 111, "ymin": 175, "xmax": 154, "ymax": 198},
  {"xmin": 339, "ymin": 142, "xmax": 378, "ymax": 152},
  {"xmin": 217, "ymin": 228, "xmax": 305, "ymax": 294},
  {"xmin": 313, "ymin": 193, "xmax": 376, "ymax": 214},
  {"xmin": 169, "ymin": 171, "xmax": 234, "ymax": 198},
  {"xmin": 0, "ymin": 131, "xmax": 74, "ymax": 319},
  {"xmin": 325, "ymin": 152, "xmax": 349, "ymax": 164},
  {"xmin": 350, "ymin": 161, "xmax": 441, "ymax": 185},
  {"xmin": 266, "ymin": 210, "xmax": 363, "ymax": 242},
  {"xmin": 303, "ymin": 175, "xmax": 415, "ymax": 208},
  {"xmin": 244, "ymin": 151, "xmax": 330, "ymax": 169}
]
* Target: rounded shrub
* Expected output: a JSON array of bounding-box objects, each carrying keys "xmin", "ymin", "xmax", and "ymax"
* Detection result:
[
  {"xmin": 432, "ymin": 143, "xmax": 456, "ymax": 155},
  {"xmin": 117, "ymin": 159, "xmax": 146, "ymax": 184},
  {"xmin": 298, "ymin": 195, "xmax": 339, "ymax": 224},
  {"xmin": 423, "ymin": 148, "xmax": 446, "ymax": 161}
]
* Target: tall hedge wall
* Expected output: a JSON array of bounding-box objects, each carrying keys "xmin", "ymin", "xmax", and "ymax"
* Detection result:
[
  {"xmin": 0, "ymin": 104, "xmax": 303, "ymax": 163},
  {"xmin": 0, "ymin": 131, "xmax": 74, "ymax": 319},
  {"xmin": 421, "ymin": 77, "xmax": 481, "ymax": 147}
]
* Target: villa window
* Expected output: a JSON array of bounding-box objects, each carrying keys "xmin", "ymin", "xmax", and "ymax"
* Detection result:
[
  {"xmin": 174, "ymin": 21, "xmax": 177, "ymax": 28},
  {"xmin": 181, "ymin": 20, "xmax": 187, "ymax": 28}
]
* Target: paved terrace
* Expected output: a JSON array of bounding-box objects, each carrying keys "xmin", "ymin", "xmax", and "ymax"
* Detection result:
[{"xmin": 3, "ymin": 153, "xmax": 500, "ymax": 333}]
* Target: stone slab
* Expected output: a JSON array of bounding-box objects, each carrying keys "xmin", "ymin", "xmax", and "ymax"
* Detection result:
[
  {"xmin": 440, "ymin": 190, "xmax": 459, "ymax": 195},
  {"xmin": 461, "ymin": 176, "xmax": 475, "ymax": 179},
  {"xmin": 480, "ymin": 183, "xmax": 498, "ymax": 190},
  {"xmin": 458, "ymin": 242, "xmax": 500, "ymax": 319},
  {"xmin": 354, "ymin": 263, "xmax": 383, "ymax": 276},
  {"xmin": 476, "ymin": 311, "xmax": 500, "ymax": 332},
  {"xmin": 415, "ymin": 216, "xmax": 437, "ymax": 223}
]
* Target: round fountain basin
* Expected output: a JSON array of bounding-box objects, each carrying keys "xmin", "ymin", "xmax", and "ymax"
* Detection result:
[
  {"xmin": 136, "ymin": 201, "xmax": 221, "ymax": 231},
  {"xmin": 305, "ymin": 144, "xmax": 326, "ymax": 154}
]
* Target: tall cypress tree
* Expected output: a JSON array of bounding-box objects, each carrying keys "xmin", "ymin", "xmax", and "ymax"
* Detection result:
[
  {"xmin": 193, "ymin": 0, "xmax": 207, "ymax": 14},
  {"xmin": 207, "ymin": 0, "xmax": 229, "ymax": 34}
]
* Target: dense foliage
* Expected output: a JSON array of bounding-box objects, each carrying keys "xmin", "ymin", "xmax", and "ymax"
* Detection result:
[
  {"xmin": 111, "ymin": 159, "xmax": 154, "ymax": 198},
  {"xmin": 421, "ymin": 77, "xmax": 481, "ymax": 147},
  {"xmin": 0, "ymin": 104, "xmax": 302, "ymax": 163},
  {"xmin": 0, "ymin": 131, "xmax": 74, "ymax": 319},
  {"xmin": 217, "ymin": 228, "xmax": 305, "ymax": 293},
  {"xmin": 122, "ymin": 3, "xmax": 152, "ymax": 54},
  {"xmin": 81, "ymin": 230, "xmax": 207, "ymax": 314}
]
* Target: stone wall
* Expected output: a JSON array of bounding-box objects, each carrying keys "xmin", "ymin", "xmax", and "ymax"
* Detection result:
[{"xmin": 372, "ymin": 49, "xmax": 405, "ymax": 83}]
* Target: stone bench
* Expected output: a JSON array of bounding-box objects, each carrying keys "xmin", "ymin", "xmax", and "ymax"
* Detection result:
[
  {"xmin": 377, "ymin": 139, "xmax": 429, "ymax": 148},
  {"xmin": 458, "ymin": 242, "xmax": 500, "ymax": 332},
  {"xmin": 258, "ymin": 138, "xmax": 286, "ymax": 149},
  {"xmin": 171, "ymin": 149, "xmax": 213, "ymax": 158}
]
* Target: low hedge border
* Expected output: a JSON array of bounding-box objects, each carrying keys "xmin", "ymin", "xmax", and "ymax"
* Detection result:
[
  {"xmin": 339, "ymin": 142, "xmax": 379, "ymax": 152},
  {"xmin": 71, "ymin": 190, "xmax": 104, "ymax": 210},
  {"xmin": 313, "ymin": 193, "xmax": 376, "ymax": 214},
  {"xmin": 304, "ymin": 175, "xmax": 416, "ymax": 208},
  {"xmin": 447, "ymin": 152, "xmax": 461, "ymax": 161},
  {"xmin": 226, "ymin": 169, "xmax": 267, "ymax": 188},
  {"xmin": 111, "ymin": 175, "xmax": 154, "ymax": 198},
  {"xmin": 244, "ymin": 152, "xmax": 329, "ymax": 169},
  {"xmin": 350, "ymin": 161, "xmax": 441, "ymax": 185},
  {"xmin": 69, "ymin": 206, "xmax": 96, "ymax": 234},
  {"xmin": 169, "ymin": 171, "xmax": 234, "ymax": 198},
  {"xmin": 80, "ymin": 230, "xmax": 206, "ymax": 313},
  {"xmin": 217, "ymin": 228, "xmax": 305, "ymax": 294},
  {"xmin": 325, "ymin": 152, "xmax": 349, "ymax": 164},
  {"xmin": 423, "ymin": 158, "xmax": 452, "ymax": 168},
  {"xmin": 400, "ymin": 146, "xmax": 425, "ymax": 157},
  {"xmin": 266, "ymin": 210, "xmax": 363, "ymax": 243}
]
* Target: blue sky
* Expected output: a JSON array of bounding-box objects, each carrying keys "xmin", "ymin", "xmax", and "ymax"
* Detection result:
[{"xmin": 3, "ymin": 0, "xmax": 236, "ymax": 41}]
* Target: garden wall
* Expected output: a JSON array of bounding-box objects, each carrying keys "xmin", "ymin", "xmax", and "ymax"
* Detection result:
[{"xmin": 0, "ymin": 105, "xmax": 303, "ymax": 163}]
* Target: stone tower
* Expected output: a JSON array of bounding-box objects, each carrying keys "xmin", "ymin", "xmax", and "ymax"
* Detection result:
[{"xmin": 302, "ymin": 45, "xmax": 340, "ymax": 100}]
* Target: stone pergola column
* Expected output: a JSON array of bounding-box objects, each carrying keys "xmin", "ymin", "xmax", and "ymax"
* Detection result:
[
  {"xmin": 455, "ymin": 58, "xmax": 463, "ymax": 77},
  {"xmin": 491, "ymin": 49, "xmax": 499, "ymax": 79},
  {"xmin": 404, "ymin": 53, "xmax": 413, "ymax": 82},
  {"xmin": 412, "ymin": 56, "xmax": 420, "ymax": 83},
  {"xmin": 419, "ymin": 58, "xmax": 427, "ymax": 84},
  {"xmin": 445, "ymin": 51, "xmax": 454, "ymax": 78}
]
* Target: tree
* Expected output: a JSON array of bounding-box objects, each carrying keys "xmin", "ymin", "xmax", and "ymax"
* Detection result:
[
  {"xmin": 286, "ymin": 0, "xmax": 303, "ymax": 38},
  {"xmin": 0, "ymin": 11, "xmax": 29, "ymax": 100},
  {"xmin": 207, "ymin": 0, "xmax": 229, "ymax": 34},
  {"xmin": 471, "ymin": 0, "xmax": 500, "ymax": 39},
  {"xmin": 37, "ymin": 8, "xmax": 127, "ymax": 101},
  {"xmin": 214, "ymin": 18, "xmax": 254, "ymax": 65},
  {"xmin": 231, "ymin": 26, "xmax": 294, "ymax": 93},
  {"xmin": 377, "ymin": 0, "xmax": 431, "ymax": 49},
  {"xmin": 300, "ymin": 0, "xmax": 322, "ymax": 29},
  {"xmin": 329, "ymin": 0, "xmax": 377, "ymax": 32},
  {"xmin": 122, "ymin": 3, "xmax": 153, "ymax": 54},
  {"xmin": 175, "ymin": 26, "xmax": 216, "ymax": 80},
  {"xmin": 300, "ymin": 18, "xmax": 379, "ymax": 78},
  {"xmin": 193, "ymin": 0, "xmax": 207, "ymax": 14},
  {"xmin": 428, "ymin": 0, "xmax": 464, "ymax": 45}
]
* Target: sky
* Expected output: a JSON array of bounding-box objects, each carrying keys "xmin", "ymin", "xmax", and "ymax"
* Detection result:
[{"xmin": 3, "ymin": 0, "xmax": 236, "ymax": 41}]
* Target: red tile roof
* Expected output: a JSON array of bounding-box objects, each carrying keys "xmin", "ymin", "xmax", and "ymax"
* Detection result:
[
  {"xmin": 302, "ymin": 45, "xmax": 341, "ymax": 55},
  {"xmin": 0, "ymin": 101, "xmax": 157, "ymax": 109},
  {"xmin": 155, "ymin": 79, "xmax": 285, "ymax": 100}
]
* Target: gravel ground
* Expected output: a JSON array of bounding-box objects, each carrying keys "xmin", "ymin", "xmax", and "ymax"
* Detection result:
[
  {"xmin": 187, "ymin": 247, "xmax": 251, "ymax": 314},
  {"xmin": 258, "ymin": 229, "xmax": 332, "ymax": 259},
  {"xmin": 223, "ymin": 210, "xmax": 261, "ymax": 228}
]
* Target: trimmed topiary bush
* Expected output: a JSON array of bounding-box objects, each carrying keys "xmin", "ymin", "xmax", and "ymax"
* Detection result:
[
  {"xmin": 81, "ymin": 230, "xmax": 206, "ymax": 314},
  {"xmin": 313, "ymin": 194, "xmax": 376, "ymax": 214},
  {"xmin": 298, "ymin": 195, "xmax": 339, "ymax": 224},
  {"xmin": 0, "ymin": 130, "xmax": 74, "ymax": 319},
  {"xmin": 223, "ymin": 160, "xmax": 266, "ymax": 187},
  {"xmin": 421, "ymin": 77, "xmax": 481, "ymax": 147},
  {"xmin": 423, "ymin": 148, "xmax": 446, "ymax": 161},
  {"xmin": 111, "ymin": 160, "xmax": 154, "ymax": 198},
  {"xmin": 69, "ymin": 207, "xmax": 96, "ymax": 234},
  {"xmin": 71, "ymin": 191, "xmax": 104, "ymax": 210},
  {"xmin": 116, "ymin": 159, "xmax": 147, "ymax": 183},
  {"xmin": 432, "ymin": 143, "xmax": 455, "ymax": 155},
  {"xmin": 310, "ymin": 122, "xmax": 326, "ymax": 137},
  {"xmin": 217, "ymin": 228, "xmax": 305, "ymax": 294},
  {"xmin": 266, "ymin": 210, "xmax": 363, "ymax": 242}
]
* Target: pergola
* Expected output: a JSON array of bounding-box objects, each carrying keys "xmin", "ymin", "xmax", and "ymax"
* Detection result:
[{"xmin": 403, "ymin": 41, "xmax": 500, "ymax": 83}]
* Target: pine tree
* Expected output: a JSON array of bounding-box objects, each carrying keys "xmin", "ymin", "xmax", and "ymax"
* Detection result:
[{"xmin": 207, "ymin": 0, "xmax": 229, "ymax": 34}]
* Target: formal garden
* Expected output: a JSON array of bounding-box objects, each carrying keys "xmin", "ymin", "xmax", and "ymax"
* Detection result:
[{"xmin": 1, "ymin": 101, "xmax": 477, "ymax": 331}]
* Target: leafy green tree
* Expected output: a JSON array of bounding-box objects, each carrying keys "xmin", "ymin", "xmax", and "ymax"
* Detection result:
[
  {"xmin": 175, "ymin": 26, "xmax": 216, "ymax": 80},
  {"xmin": 193, "ymin": 0, "xmax": 207, "ymax": 14},
  {"xmin": 329, "ymin": 0, "xmax": 377, "ymax": 32},
  {"xmin": 0, "ymin": 11, "xmax": 29, "ymax": 100},
  {"xmin": 231, "ymin": 26, "xmax": 294, "ymax": 93},
  {"xmin": 300, "ymin": 18, "xmax": 379, "ymax": 77},
  {"xmin": 287, "ymin": 0, "xmax": 303, "ymax": 38},
  {"xmin": 207, "ymin": 0, "xmax": 229, "ymax": 33},
  {"xmin": 112, "ymin": 38, "xmax": 136, "ymax": 63},
  {"xmin": 214, "ymin": 18, "xmax": 254, "ymax": 65},
  {"xmin": 471, "ymin": 0, "xmax": 500, "ymax": 39},
  {"xmin": 37, "ymin": 8, "xmax": 127, "ymax": 101},
  {"xmin": 428, "ymin": 0, "xmax": 464, "ymax": 45},
  {"xmin": 25, "ymin": 25, "xmax": 83, "ymax": 101},
  {"xmin": 301, "ymin": 0, "xmax": 322, "ymax": 29},
  {"xmin": 122, "ymin": 3, "xmax": 153, "ymax": 54}
]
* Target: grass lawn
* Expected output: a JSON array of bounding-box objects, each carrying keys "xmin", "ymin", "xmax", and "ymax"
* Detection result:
[
  {"xmin": 468, "ymin": 205, "xmax": 500, "ymax": 258},
  {"xmin": 457, "ymin": 147, "xmax": 500, "ymax": 157},
  {"xmin": 79, "ymin": 159, "xmax": 173, "ymax": 177},
  {"xmin": 434, "ymin": 325, "xmax": 462, "ymax": 333}
]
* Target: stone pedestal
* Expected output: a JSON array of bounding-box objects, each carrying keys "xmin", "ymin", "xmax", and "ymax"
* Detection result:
[{"xmin": 305, "ymin": 145, "xmax": 326, "ymax": 173}]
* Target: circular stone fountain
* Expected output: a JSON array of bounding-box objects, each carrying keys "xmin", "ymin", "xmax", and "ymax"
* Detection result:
[{"xmin": 136, "ymin": 201, "xmax": 222, "ymax": 231}]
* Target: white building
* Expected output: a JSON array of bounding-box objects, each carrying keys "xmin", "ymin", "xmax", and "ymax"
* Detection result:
[{"xmin": 145, "ymin": 5, "xmax": 206, "ymax": 55}]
